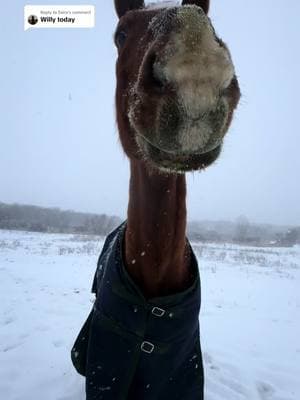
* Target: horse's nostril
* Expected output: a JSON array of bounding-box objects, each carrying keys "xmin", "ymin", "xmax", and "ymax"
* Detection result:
[
  {"xmin": 152, "ymin": 66, "xmax": 165, "ymax": 90},
  {"xmin": 152, "ymin": 72, "xmax": 166, "ymax": 91},
  {"xmin": 146, "ymin": 52, "xmax": 166, "ymax": 91}
]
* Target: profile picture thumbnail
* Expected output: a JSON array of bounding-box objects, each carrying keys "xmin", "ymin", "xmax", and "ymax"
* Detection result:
[{"xmin": 28, "ymin": 15, "xmax": 38, "ymax": 25}]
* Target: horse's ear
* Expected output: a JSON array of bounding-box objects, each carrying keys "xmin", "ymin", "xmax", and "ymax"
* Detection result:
[
  {"xmin": 182, "ymin": 0, "xmax": 210, "ymax": 14},
  {"xmin": 114, "ymin": 0, "xmax": 145, "ymax": 18}
]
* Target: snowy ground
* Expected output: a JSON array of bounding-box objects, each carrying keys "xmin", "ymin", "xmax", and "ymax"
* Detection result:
[{"xmin": 0, "ymin": 229, "xmax": 299, "ymax": 400}]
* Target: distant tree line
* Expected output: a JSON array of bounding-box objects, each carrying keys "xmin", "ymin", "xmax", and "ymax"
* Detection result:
[
  {"xmin": 0, "ymin": 202, "xmax": 122, "ymax": 236},
  {"xmin": 187, "ymin": 215, "xmax": 300, "ymax": 247},
  {"xmin": 0, "ymin": 203, "xmax": 299, "ymax": 247}
]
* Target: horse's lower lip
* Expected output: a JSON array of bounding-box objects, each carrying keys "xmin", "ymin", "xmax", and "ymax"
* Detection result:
[
  {"xmin": 136, "ymin": 134, "xmax": 222, "ymax": 172},
  {"xmin": 137, "ymin": 134, "xmax": 219, "ymax": 157}
]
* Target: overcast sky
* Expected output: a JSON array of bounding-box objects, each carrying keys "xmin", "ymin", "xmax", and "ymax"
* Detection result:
[{"xmin": 0, "ymin": 0, "xmax": 299, "ymax": 225}]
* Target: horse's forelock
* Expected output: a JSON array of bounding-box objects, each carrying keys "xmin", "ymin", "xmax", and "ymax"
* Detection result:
[{"xmin": 146, "ymin": 1, "xmax": 179, "ymax": 10}]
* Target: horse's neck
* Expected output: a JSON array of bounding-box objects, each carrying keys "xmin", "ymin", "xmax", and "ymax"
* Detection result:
[{"xmin": 124, "ymin": 159, "xmax": 193, "ymax": 299}]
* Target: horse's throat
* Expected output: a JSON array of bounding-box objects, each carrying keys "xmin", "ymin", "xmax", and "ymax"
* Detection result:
[{"xmin": 124, "ymin": 160, "xmax": 193, "ymax": 298}]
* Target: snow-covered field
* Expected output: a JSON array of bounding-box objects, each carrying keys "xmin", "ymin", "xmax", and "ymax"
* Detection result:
[{"xmin": 0, "ymin": 229, "xmax": 299, "ymax": 400}]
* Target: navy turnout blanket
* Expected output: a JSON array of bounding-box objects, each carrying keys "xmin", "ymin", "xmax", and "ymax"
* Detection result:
[{"xmin": 71, "ymin": 222, "xmax": 204, "ymax": 400}]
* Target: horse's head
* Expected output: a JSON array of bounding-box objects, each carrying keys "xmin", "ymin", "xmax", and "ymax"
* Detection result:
[{"xmin": 114, "ymin": 0, "xmax": 241, "ymax": 173}]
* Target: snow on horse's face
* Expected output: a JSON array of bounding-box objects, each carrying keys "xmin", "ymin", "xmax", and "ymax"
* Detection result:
[{"xmin": 114, "ymin": 0, "xmax": 241, "ymax": 173}]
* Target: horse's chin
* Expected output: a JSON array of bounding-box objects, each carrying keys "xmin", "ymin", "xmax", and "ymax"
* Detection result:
[{"xmin": 135, "ymin": 134, "xmax": 222, "ymax": 173}]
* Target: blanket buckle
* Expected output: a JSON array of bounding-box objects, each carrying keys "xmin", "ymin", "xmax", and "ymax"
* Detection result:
[
  {"xmin": 141, "ymin": 341, "xmax": 155, "ymax": 354},
  {"xmin": 152, "ymin": 307, "xmax": 165, "ymax": 317}
]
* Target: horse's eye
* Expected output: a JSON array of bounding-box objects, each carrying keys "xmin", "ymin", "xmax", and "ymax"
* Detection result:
[{"xmin": 115, "ymin": 30, "xmax": 127, "ymax": 49}]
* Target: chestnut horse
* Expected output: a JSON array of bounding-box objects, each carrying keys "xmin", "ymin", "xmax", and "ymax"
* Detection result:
[
  {"xmin": 72, "ymin": 1, "xmax": 240, "ymax": 399},
  {"xmin": 115, "ymin": 0, "xmax": 240, "ymax": 299}
]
